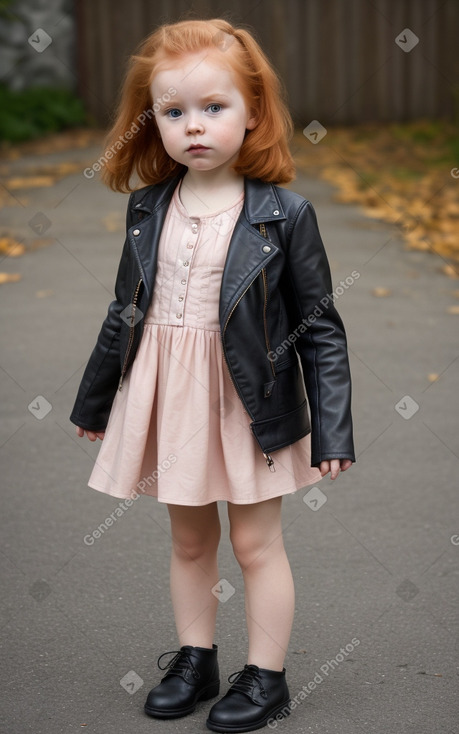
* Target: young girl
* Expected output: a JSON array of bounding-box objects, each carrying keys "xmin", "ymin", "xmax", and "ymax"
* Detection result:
[{"xmin": 71, "ymin": 18, "xmax": 355, "ymax": 732}]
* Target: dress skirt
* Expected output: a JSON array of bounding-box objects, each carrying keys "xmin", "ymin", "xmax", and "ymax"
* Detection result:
[{"xmin": 87, "ymin": 181, "xmax": 322, "ymax": 505}]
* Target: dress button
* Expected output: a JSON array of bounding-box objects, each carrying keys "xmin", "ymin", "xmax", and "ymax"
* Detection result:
[
  {"xmin": 178, "ymin": 295, "xmax": 184, "ymax": 302},
  {"xmin": 187, "ymin": 243, "xmax": 193, "ymax": 249},
  {"xmin": 183, "ymin": 260, "xmax": 189, "ymax": 267},
  {"xmin": 191, "ymin": 224, "xmax": 198, "ymax": 232},
  {"xmin": 133, "ymin": 228, "xmax": 140, "ymax": 236},
  {"xmin": 181, "ymin": 279, "xmax": 187, "ymax": 285},
  {"xmin": 176, "ymin": 313, "xmax": 182, "ymax": 319},
  {"xmin": 262, "ymin": 245, "xmax": 271, "ymax": 253}
]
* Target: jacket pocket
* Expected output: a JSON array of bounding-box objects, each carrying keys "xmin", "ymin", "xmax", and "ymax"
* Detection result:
[
  {"xmin": 263, "ymin": 354, "xmax": 298, "ymax": 398},
  {"xmin": 273, "ymin": 356, "xmax": 297, "ymax": 372}
]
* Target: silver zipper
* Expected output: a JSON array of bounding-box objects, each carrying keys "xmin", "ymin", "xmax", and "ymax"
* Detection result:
[
  {"xmin": 221, "ymin": 271, "xmax": 276, "ymax": 472},
  {"xmin": 260, "ymin": 224, "xmax": 276, "ymax": 471},
  {"xmin": 262, "ymin": 267, "xmax": 276, "ymax": 379},
  {"xmin": 221, "ymin": 275, "xmax": 258, "ymax": 403},
  {"xmin": 263, "ymin": 452, "xmax": 276, "ymax": 472},
  {"xmin": 118, "ymin": 277, "xmax": 143, "ymax": 390}
]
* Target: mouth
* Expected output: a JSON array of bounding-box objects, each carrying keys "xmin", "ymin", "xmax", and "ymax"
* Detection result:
[{"xmin": 187, "ymin": 144, "xmax": 210, "ymax": 152}]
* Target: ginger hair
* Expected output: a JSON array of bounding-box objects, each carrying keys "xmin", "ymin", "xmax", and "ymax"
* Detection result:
[{"xmin": 100, "ymin": 18, "xmax": 295, "ymax": 192}]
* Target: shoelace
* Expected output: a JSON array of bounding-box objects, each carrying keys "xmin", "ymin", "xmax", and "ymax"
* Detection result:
[
  {"xmin": 157, "ymin": 649, "xmax": 200, "ymax": 680},
  {"xmin": 227, "ymin": 665, "xmax": 267, "ymax": 699}
]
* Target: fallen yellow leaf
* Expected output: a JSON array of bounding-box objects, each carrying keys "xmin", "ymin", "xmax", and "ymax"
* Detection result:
[
  {"xmin": 446, "ymin": 305, "xmax": 459, "ymax": 314},
  {"xmin": 36, "ymin": 289, "xmax": 54, "ymax": 298},
  {"xmin": 0, "ymin": 272, "xmax": 22, "ymax": 284},
  {"xmin": 427, "ymin": 373, "xmax": 439, "ymax": 382},
  {"xmin": 55, "ymin": 162, "xmax": 82, "ymax": 175},
  {"xmin": 441, "ymin": 265, "xmax": 459, "ymax": 279},
  {"xmin": 6, "ymin": 176, "xmax": 56, "ymax": 189},
  {"xmin": 0, "ymin": 237, "xmax": 25, "ymax": 257},
  {"xmin": 372, "ymin": 287, "xmax": 392, "ymax": 297},
  {"xmin": 102, "ymin": 212, "xmax": 124, "ymax": 232}
]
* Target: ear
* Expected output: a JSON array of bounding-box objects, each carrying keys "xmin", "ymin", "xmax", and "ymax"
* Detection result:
[{"xmin": 246, "ymin": 109, "xmax": 258, "ymax": 130}]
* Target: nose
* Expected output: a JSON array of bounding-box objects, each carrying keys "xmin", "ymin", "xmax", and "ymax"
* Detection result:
[{"xmin": 185, "ymin": 113, "xmax": 204, "ymax": 134}]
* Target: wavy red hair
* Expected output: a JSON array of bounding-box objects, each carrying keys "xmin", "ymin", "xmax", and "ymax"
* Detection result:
[{"xmin": 100, "ymin": 18, "xmax": 295, "ymax": 192}]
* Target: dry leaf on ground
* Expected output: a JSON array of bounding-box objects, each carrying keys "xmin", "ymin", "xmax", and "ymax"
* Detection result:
[
  {"xmin": 0, "ymin": 237, "xmax": 25, "ymax": 256},
  {"xmin": 293, "ymin": 122, "xmax": 459, "ymax": 267},
  {"xmin": 0, "ymin": 272, "xmax": 22, "ymax": 284},
  {"xmin": 372, "ymin": 287, "xmax": 392, "ymax": 297}
]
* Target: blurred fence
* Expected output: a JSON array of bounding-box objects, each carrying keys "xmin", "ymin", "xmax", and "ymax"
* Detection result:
[{"xmin": 76, "ymin": 0, "xmax": 459, "ymax": 126}]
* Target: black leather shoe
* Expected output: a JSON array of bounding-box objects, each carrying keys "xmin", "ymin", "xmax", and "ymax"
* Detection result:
[
  {"xmin": 206, "ymin": 664, "xmax": 291, "ymax": 732},
  {"xmin": 144, "ymin": 644, "xmax": 220, "ymax": 719}
]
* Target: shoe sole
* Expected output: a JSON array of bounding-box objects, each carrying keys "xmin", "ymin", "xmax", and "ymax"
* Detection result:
[
  {"xmin": 144, "ymin": 681, "xmax": 220, "ymax": 719},
  {"xmin": 206, "ymin": 697, "xmax": 291, "ymax": 732}
]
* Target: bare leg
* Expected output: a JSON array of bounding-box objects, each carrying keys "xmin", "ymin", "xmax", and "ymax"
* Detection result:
[
  {"xmin": 167, "ymin": 502, "xmax": 221, "ymax": 648},
  {"xmin": 227, "ymin": 497, "xmax": 294, "ymax": 671}
]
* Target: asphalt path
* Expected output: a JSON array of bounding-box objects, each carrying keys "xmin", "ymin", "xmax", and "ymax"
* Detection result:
[{"xmin": 1, "ymin": 138, "xmax": 458, "ymax": 733}]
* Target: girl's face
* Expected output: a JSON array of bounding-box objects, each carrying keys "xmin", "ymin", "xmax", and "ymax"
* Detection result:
[{"xmin": 151, "ymin": 52, "xmax": 257, "ymax": 176}]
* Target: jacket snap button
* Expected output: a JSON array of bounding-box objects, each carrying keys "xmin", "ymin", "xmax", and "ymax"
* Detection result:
[
  {"xmin": 262, "ymin": 245, "xmax": 271, "ymax": 253},
  {"xmin": 273, "ymin": 209, "xmax": 279, "ymax": 215},
  {"xmin": 133, "ymin": 228, "xmax": 140, "ymax": 236}
]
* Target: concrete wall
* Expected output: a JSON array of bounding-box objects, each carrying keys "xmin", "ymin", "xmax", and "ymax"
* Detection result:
[{"xmin": 0, "ymin": 0, "xmax": 76, "ymax": 90}]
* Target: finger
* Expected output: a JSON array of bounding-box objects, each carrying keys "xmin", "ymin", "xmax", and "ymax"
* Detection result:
[
  {"xmin": 87, "ymin": 431, "xmax": 98, "ymax": 442},
  {"xmin": 75, "ymin": 426, "xmax": 84, "ymax": 437},
  {"xmin": 340, "ymin": 459, "xmax": 353, "ymax": 472},
  {"xmin": 330, "ymin": 459, "xmax": 341, "ymax": 480},
  {"xmin": 319, "ymin": 460, "xmax": 330, "ymax": 477},
  {"xmin": 96, "ymin": 432, "xmax": 105, "ymax": 440}
]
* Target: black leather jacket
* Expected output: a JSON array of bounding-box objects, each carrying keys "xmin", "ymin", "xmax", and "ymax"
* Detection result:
[{"xmin": 70, "ymin": 174, "xmax": 355, "ymax": 469}]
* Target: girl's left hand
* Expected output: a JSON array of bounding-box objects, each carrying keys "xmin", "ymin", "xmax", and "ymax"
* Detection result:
[{"xmin": 319, "ymin": 458, "xmax": 353, "ymax": 480}]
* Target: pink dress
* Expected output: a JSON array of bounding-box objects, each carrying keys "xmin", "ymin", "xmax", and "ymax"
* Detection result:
[{"xmin": 87, "ymin": 182, "xmax": 322, "ymax": 505}]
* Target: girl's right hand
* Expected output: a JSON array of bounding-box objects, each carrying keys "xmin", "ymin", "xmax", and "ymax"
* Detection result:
[{"xmin": 75, "ymin": 426, "xmax": 105, "ymax": 441}]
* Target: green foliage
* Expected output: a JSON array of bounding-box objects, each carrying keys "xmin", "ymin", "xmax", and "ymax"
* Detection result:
[
  {"xmin": 390, "ymin": 120, "xmax": 444, "ymax": 143},
  {"xmin": 0, "ymin": 85, "xmax": 89, "ymax": 143},
  {"xmin": 390, "ymin": 119, "xmax": 459, "ymax": 158},
  {"xmin": 0, "ymin": 0, "xmax": 15, "ymax": 20}
]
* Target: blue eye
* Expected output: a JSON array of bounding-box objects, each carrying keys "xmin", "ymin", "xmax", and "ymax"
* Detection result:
[
  {"xmin": 207, "ymin": 104, "xmax": 222, "ymax": 114},
  {"xmin": 166, "ymin": 108, "xmax": 182, "ymax": 118}
]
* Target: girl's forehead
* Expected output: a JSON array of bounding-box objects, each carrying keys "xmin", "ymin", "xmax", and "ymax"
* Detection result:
[{"xmin": 151, "ymin": 51, "xmax": 235, "ymax": 85}]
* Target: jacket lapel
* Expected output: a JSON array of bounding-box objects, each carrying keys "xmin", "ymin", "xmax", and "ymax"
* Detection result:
[
  {"xmin": 126, "ymin": 175, "xmax": 287, "ymax": 324},
  {"xmin": 219, "ymin": 178, "xmax": 286, "ymax": 325},
  {"xmin": 127, "ymin": 177, "xmax": 179, "ymax": 301}
]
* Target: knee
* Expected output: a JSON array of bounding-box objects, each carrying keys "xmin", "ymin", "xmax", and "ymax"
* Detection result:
[
  {"xmin": 172, "ymin": 525, "xmax": 220, "ymax": 563},
  {"xmin": 230, "ymin": 527, "xmax": 276, "ymax": 571}
]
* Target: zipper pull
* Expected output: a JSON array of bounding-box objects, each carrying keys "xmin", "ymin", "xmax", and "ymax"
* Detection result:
[
  {"xmin": 263, "ymin": 452, "xmax": 276, "ymax": 472},
  {"xmin": 118, "ymin": 374, "xmax": 124, "ymax": 391}
]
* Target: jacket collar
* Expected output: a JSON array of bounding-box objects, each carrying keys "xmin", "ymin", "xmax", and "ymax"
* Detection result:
[
  {"xmin": 132, "ymin": 174, "xmax": 287, "ymax": 224},
  {"xmin": 129, "ymin": 174, "xmax": 285, "ymax": 324}
]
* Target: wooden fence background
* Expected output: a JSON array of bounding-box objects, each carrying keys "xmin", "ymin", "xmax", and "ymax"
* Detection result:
[{"xmin": 76, "ymin": 0, "xmax": 459, "ymax": 126}]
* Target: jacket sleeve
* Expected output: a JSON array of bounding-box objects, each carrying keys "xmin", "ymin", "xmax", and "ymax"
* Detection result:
[
  {"xmin": 284, "ymin": 200, "xmax": 355, "ymax": 466},
  {"xmin": 69, "ymin": 193, "xmax": 134, "ymax": 431}
]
